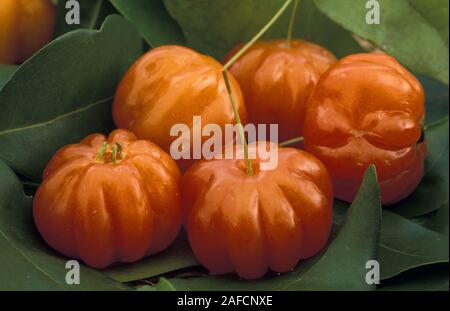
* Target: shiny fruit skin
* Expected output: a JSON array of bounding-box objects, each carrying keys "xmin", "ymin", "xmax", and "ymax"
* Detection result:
[
  {"xmin": 304, "ymin": 53, "xmax": 426, "ymax": 205},
  {"xmin": 113, "ymin": 45, "xmax": 247, "ymax": 165},
  {"xmin": 225, "ymin": 39, "xmax": 337, "ymax": 142},
  {"xmin": 0, "ymin": 0, "xmax": 56, "ymax": 64},
  {"xmin": 182, "ymin": 142, "xmax": 333, "ymax": 280},
  {"xmin": 33, "ymin": 129, "xmax": 182, "ymax": 268}
]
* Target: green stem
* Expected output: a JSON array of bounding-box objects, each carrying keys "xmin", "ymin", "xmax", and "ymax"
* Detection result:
[
  {"xmin": 112, "ymin": 144, "xmax": 118, "ymax": 163},
  {"xmin": 286, "ymin": 0, "xmax": 300, "ymax": 48},
  {"xmin": 222, "ymin": 71, "xmax": 253, "ymax": 176},
  {"xmin": 221, "ymin": 0, "xmax": 295, "ymax": 174},
  {"xmin": 96, "ymin": 142, "xmax": 109, "ymax": 162},
  {"xmin": 223, "ymin": 0, "xmax": 293, "ymax": 70},
  {"xmin": 116, "ymin": 143, "xmax": 123, "ymax": 160},
  {"xmin": 280, "ymin": 136, "xmax": 304, "ymax": 147},
  {"xmin": 111, "ymin": 143, "xmax": 123, "ymax": 163}
]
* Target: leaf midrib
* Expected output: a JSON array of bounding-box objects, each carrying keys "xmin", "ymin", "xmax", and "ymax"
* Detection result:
[
  {"xmin": 88, "ymin": 0, "xmax": 103, "ymax": 29},
  {"xmin": 333, "ymin": 215, "xmax": 449, "ymax": 268},
  {"xmin": 406, "ymin": 0, "xmax": 448, "ymax": 43},
  {"xmin": 380, "ymin": 243, "xmax": 442, "ymax": 259},
  {"xmin": 0, "ymin": 96, "xmax": 113, "ymax": 136}
]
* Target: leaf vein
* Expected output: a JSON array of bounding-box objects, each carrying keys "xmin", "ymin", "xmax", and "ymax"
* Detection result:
[{"xmin": 0, "ymin": 96, "xmax": 113, "ymax": 136}]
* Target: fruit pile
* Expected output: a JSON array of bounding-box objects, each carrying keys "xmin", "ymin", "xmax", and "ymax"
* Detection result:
[{"xmin": 0, "ymin": 0, "xmax": 430, "ymax": 282}]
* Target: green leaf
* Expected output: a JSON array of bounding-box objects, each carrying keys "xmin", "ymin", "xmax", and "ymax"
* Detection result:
[
  {"xmin": 378, "ymin": 264, "xmax": 449, "ymax": 291},
  {"xmin": 314, "ymin": 0, "xmax": 449, "ymax": 84},
  {"xmin": 55, "ymin": 0, "xmax": 117, "ymax": 35},
  {"xmin": 389, "ymin": 117, "xmax": 449, "ymax": 217},
  {"xmin": 0, "ymin": 65, "xmax": 17, "ymax": 90},
  {"xmin": 152, "ymin": 166, "xmax": 382, "ymax": 291},
  {"xmin": 420, "ymin": 75, "xmax": 449, "ymax": 124},
  {"xmin": 135, "ymin": 285, "xmax": 155, "ymax": 291},
  {"xmin": 292, "ymin": 0, "xmax": 364, "ymax": 57},
  {"xmin": 407, "ymin": 0, "xmax": 449, "ymax": 46},
  {"xmin": 334, "ymin": 202, "xmax": 449, "ymax": 280},
  {"xmin": 104, "ymin": 231, "xmax": 198, "ymax": 283},
  {"xmin": 110, "ymin": 0, "xmax": 186, "ymax": 47},
  {"xmin": 135, "ymin": 278, "xmax": 176, "ymax": 291},
  {"xmin": 413, "ymin": 203, "xmax": 449, "ymax": 235},
  {"xmin": 0, "ymin": 15, "xmax": 142, "ymax": 180},
  {"xmin": 379, "ymin": 211, "xmax": 449, "ymax": 279},
  {"xmin": 153, "ymin": 278, "xmax": 177, "ymax": 291},
  {"xmin": 424, "ymin": 117, "xmax": 449, "ymax": 187},
  {"xmin": 0, "ymin": 160, "xmax": 129, "ymax": 290},
  {"xmin": 163, "ymin": 0, "xmax": 362, "ymax": 59}
]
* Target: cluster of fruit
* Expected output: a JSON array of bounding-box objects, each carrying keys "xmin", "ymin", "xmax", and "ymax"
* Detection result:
[
  {"xmin": 1, "ymin": 0, "xmax": 425, "ymax": 280},
  {"xmin": 34, "ymin": 41, "xmax": 425, "ymax": 280}
]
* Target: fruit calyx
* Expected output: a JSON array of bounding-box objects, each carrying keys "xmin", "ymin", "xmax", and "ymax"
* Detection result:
[{"xmin": 95, "ymin": 142, "xmax": 125, "ymax": 164}]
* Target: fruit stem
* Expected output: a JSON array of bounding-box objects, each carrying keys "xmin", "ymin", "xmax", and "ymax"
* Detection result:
[
  {"xmin": 222, "ymin": 70, "xmax": 254, "ymax": 176},
  {"xmin": 111, "ymin": 143, "xmax": 123, "ymax": 163},
  {"xmin": 286, "ymin": 0, "xmax": 300, "ymax": 48},
  {"xmin": 96, "ymin": 142, "xmax": 109, "ymax": 162},
  {"xmin": 223, "ymin": 0, "xmax": 293, "ymax": 70},
  {"xmin": 112, "ymin": 144, "xmax": 118, "ymax": 163},
  {"xmin": 280, "ymin": 136, "xmax": 304, "ymax": 147}
]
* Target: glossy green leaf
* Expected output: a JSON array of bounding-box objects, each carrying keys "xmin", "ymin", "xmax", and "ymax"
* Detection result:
[
  {"xmin": 290, "ymin": 0, "xmax": 364, "ymax": 57},
  {"xmin": 0, "ymin": 65, "xmax": 17, "ymax": 90},
  {"xmin": 413, "ymin": 203, "xmax": 449, "ymax": 236},
  {"xmin": 334, "ymin": 202, "xmax": 449, "ymax": 280},
  {"xmin": 55, "ymin": 0, "xmax": 117, "ymax": 35},
  {"xmin": 379, "ymin": 211, "xmax": 448, "ymax": 279},
  {"xmin": 407, "ymin": 0, "xmax": 449, "ymax": 46},
  {"xmin": 421, "ymin": 75, "xmax": 449, "ymax": 124},
  {"xmin": 390, "ymin": 117, "xmax": 449, "ymax": 217},
  {"xmin": 424, "ymin": 117, "xmax": 449, "ymax": 187},
  {"xmin": 0, "ymin": 160, "xmax": 129, "ymax": 290},
  {"xmin": 104, "ymin": 231, "xmax": 198, "ymax": 283},
  {"xmin": 110, "ymin": 0, "xmax": 186, "ymax": 47},
  {"xmin": 378, "ymin": 264, "xmax": 449, "ymax": 291},
  {"xmin": 0, "ymin": 15, "xmax": 142, "ymax": 180},
  {"xmin": 153, "ymin": 166, "xmax": 381, "ymax": 291},
  {"xmin": 135, "ymin": 285, "xmax": 155, "ymax": 291},
  {"xmin": 314, "ymin": 0, "xmax": 449, "ymax": 84},
  {"xmin": 153, "ymin": 278, "xmax": 177, "ymax": 291},
  {"xmin": 163, "ymin": 0, "xmax": 362, "ymax": 59}
]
